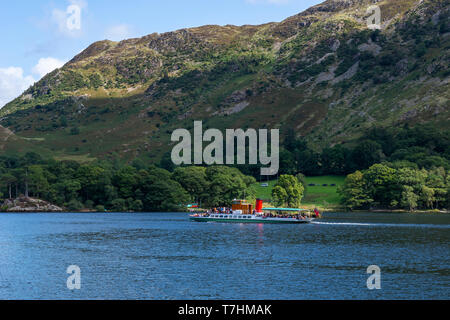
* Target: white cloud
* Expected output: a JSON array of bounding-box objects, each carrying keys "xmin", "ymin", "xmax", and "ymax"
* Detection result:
[
  {"xmin": 105, "ymin": 24, "xmax": 134, "ymax": 41},
  {"xmin": 70, "ymin": 0, "xmax": 88, "ymax": 8},
  {"xmin": 246, "ymin": 0, "xmax": 290, "ymax": 4},
  {"xmin": 0, "ymin": 57, "xmax": 66, "ymax": 109},
  {"xmin": 0, "ymin": 67, "xmax": 35, "ymax": 109},
  {"xmin": 32, "ymin": 57, "xmax": 66, "ymax": 79}
]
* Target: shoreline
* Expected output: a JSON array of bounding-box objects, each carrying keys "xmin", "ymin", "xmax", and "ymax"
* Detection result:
[
  {"xmin": 319, "ymin": 208, "xmax": 450, "ymax": 214},
  {"xmin": 300, "ymin": 204, "xmax": 450, "ymax": 214},
  {"xmin": 2, "ymin": 206, "xmax": 449, "ymax": 215}
]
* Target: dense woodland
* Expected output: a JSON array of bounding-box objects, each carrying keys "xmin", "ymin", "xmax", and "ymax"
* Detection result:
[
  {"xmin": 0, "ymin": 156, "xmax": 255, "ymax": 212},
  {"xmin": 0, "ymin": 125, "xmax": 449, "ymax": 212},
  {"xmin": 277, "ymin": 124, "xmax": 449, "ymax": 177},
  {"xmin": 338, "ymin": 164, "xmax": 449, "ymax": 211},
  {"xmin": 279, "ymin": 124, "xmax": 450, "ymax": 211}
]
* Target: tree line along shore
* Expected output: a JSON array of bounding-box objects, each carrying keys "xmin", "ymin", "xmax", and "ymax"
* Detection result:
[
  {"xmin": 0, "ymin": 155, "xmax": 448, "ymax": 213},
  {"xmin": 0, "ymin": 125, "xmax": 449, "ymax": 213}
]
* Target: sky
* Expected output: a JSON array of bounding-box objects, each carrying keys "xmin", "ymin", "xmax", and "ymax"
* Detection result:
[{"xmin": 0, "ymin": 0, "xmax": 323, "ymax": 108}]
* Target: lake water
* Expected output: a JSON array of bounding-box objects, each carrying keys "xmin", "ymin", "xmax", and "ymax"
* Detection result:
[{"xmin": 0, "ymin": 212, "xmax": 449, "ymax": 300}]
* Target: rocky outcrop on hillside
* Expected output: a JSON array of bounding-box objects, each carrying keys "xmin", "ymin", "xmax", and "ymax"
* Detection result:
[{"xmin": 1, "ymin": 196, "xmax": 63, "ymax": 213}]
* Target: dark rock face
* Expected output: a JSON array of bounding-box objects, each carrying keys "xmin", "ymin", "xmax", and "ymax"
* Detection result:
[
  {"xmin": 2, "ymin": 196, "xmax": 63, "ymax": 212},
  {"xmin": 69, "ymin": 40, "xmax": 115, "ymax": 64}
]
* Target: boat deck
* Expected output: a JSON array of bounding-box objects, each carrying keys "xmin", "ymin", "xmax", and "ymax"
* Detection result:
[{"xmin": 190, "ymin": 214, "xmax": 313, "ymax": 224}]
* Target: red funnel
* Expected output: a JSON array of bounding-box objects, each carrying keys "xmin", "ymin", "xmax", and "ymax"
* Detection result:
[{"xmin": 256, "ymin": 199, "xmax": 263, "ymax": 213}]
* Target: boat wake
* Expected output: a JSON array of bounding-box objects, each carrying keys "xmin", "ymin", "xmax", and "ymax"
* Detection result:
[
  {"xmin": 311, "ymin": 221, "xmax": 450, "ymax": 229},
  {"xmin": 311, "ymin": 221, "xmax": 372, "ymax": 226}
]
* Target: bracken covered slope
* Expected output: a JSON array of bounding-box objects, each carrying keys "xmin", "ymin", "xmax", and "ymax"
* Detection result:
[{"xmin": 0, "ymin": 0, "xmax": 448, "ymax": 162}]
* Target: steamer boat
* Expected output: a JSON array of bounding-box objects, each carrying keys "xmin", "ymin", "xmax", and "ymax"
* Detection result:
[{"xmin": 189, "ymin": 199, "xmax": 320, "ymax": 224}]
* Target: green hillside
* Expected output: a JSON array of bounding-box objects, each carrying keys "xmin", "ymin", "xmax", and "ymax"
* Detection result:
[{"xmin": 0, "ymin": 0, "xmax": 448, "ymax": 164}]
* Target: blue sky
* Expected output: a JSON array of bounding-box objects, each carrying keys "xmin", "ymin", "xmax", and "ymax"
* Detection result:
[{"xmin": 0, "ymin": 0, "xmax": 322, "ymax": 108}]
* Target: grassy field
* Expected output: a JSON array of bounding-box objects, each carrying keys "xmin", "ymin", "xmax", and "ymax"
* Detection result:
[
  {"xmin": 252, "ymin": 176, "xmax": 346, "ymax": 208},
  {"xmin": 302, "ymin": 176, "xmax": 346, "ymax": 206}
]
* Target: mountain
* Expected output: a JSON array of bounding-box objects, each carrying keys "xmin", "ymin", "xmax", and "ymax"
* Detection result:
[{"xmin": 0, "ymin": 0, "xmax": 448, "ymax": 164}]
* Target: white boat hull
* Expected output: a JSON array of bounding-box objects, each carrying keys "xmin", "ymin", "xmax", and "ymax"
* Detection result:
[{"xmin": 190, "ymin": 214, "xmax": 314, "ymax": 224}]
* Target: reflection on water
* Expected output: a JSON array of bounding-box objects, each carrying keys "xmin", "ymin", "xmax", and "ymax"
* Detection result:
[{"xmin": 0, "ymin": 212, "xmax": 449, "ymax": 300}]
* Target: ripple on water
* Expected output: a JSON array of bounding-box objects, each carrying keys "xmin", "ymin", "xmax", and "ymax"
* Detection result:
[{"xmin": 0, "ymin": 212, "xmax": 448, "ymax": 299}]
